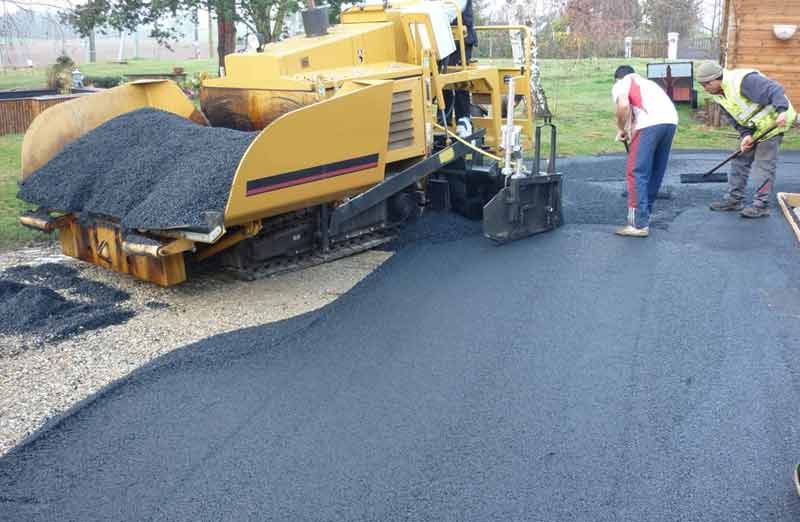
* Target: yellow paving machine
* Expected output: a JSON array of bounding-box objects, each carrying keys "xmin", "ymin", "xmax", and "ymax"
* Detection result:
[{"xmin": 19, "ymin": 1, "xmax": 562, "ymax": 286}]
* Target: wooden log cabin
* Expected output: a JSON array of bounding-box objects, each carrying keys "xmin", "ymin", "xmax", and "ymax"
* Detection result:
[{"xmin": 720, "ymin": 0, "xmax": 800, "ymax": 107}]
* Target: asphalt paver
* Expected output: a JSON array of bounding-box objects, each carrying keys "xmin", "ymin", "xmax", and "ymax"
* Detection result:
[{"xmin": 1, "ymin": 151, "xmax": 799, "ymax": 521}]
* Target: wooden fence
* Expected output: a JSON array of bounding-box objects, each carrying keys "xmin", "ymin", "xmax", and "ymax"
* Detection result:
[
  {"xmin": 0, "ymin": 91, "xmax": 93, "ymax": 135},
  {"xmin": 631, "ymin": 39, "xmax": 667, "ymax": 58}
]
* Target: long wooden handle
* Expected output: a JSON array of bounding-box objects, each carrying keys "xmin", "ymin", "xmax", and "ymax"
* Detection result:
[
  {"xmin": 703, "ymin": 124, "xmax": 779, "ymax": 177},
  {"xmin": 703, "ymin": 149, "xmax": 741, "ymax": 177}
]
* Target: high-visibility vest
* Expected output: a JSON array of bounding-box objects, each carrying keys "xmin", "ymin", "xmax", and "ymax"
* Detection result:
[{"xmin": 710, "ymin": 68, "xmax": 796, "ymax": 141}]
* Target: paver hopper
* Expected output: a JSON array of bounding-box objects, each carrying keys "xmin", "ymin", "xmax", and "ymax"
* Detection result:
[{"xmin": 19, "ymin": 2, "xmax": 563, "ymax": 286}]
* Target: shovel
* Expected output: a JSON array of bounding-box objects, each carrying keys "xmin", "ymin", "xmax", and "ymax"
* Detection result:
[{"xmin": 679, "ymin": 124, "xmax": 778, "ymax": 184}]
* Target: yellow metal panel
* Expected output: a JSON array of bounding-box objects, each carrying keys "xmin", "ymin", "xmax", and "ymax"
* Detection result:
[
  {"xmin": 290, "ymin": 62, "xmax": 422, "ymax": 86},
  {"xmin": 216, "ymin": 23, "xmax": 396, "ymax": 86},
  {"xmin": 22, "ymin": 80, "xmax": 204, "ymax": 179},
  {"xmin": 385, "ymin": 76, "xmax": 427, "ymax": 163},
  {"xmin": 224, "ymin": 81, "xmax": 394, "ymax": 226},
  {"xmin": 359, "ymin": 25, "xmax": 398, "ymax": 63},
  {"xmin": 341, "ymin": 5, "xmax": 390, "ymax": 23},
  {"xmin": 59, "ymin": 221, "xmax": 186, "ymax": 286}
]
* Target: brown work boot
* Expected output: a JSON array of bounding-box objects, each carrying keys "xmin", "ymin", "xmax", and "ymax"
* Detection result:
[
  {"xmin": 709, "ymin": 198, "xmax": 744, "ymax": 211},
  {"xmin": 615, "ymin": 224, "xmax": 649, "ymax": 237},
  {"xmin": 740, "ymin": 206, "xmax": 770, "ymax": 218}
]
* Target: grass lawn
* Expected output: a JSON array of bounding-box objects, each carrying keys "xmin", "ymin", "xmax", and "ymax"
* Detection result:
[
  {"xmin": 1, "ymin": 57, "xmax": 799, "ymax": 250},
  {"xmin": 0, "ymin": 58, "xmax": 218, "ymax": 91},
  {"xmin": 538, "ymin": 58, "xmax": 800, "ymax": 155},
  {"xmin": 0, "ymin": 134, "xmax": 42, "ymax": 248}
]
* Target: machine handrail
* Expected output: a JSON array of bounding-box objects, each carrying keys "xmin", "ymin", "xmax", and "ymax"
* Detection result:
[{"xmin": 444, "ymin": 0, "xmax": 468, "ymax": 72}]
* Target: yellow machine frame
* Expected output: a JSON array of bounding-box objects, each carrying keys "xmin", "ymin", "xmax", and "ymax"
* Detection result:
[{"xmin": 20, "ymin": 4, "xmax": 544, "ymax": 286}]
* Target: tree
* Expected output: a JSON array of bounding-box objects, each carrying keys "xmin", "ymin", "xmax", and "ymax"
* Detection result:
[
  {"xmin": 238, "ymin": 0, "xmax": 301, "ymax": 45},
  {"xmin": 61, "ymin": 0, "xmax": 303, "ymax": 71},
  {"xmin": 641, "ymin": 0, "xmax": 701, "ymax": 39},
  {"xmin": 564, "ymin": 0, "xmax": 641, "ymax": 56},
  {"xmin": 565, "ymin": 0, "xmax": 640, "ymax": 37},
  {"xmin": 2, "ymin": 1, "xmax": 78, "ymax": 66},
  {"xmin": 61, "ymin": 0, "xmax": 107, "ymax": 62}
]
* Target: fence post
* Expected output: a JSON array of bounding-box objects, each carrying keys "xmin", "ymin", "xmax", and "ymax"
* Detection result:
[
  {"xmin": 624, "ymin": 37, "xmax": 632, "ymax": 58},
  {"xmin": 668, "ymin": 32, "xmax": 679, "ymax": 60}
]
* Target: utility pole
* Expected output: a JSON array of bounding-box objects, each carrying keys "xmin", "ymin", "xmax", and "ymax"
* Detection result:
[
  {"xmin": 88, "ymin": 29, "xmax": 96, "ymax": 63},
  {"xmin": 117, "ymin": 30, "xmax": 125, "ymax": 62},
  {"xmin": 208, "ymin": 6, "xmax": 215, "ymax": 59},
  {"xmin": 194, "ymin": 6, "xmax": 201, "ymax": 58}
]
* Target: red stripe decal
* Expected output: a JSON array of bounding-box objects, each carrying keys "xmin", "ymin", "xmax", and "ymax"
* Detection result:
[
  {"xmin": 246, "ymin": 161, "xmax": 378, "ymax": 196},
  {"xmin": 626, "ymin": 130, "xmax": 641, "ymax": 209}
]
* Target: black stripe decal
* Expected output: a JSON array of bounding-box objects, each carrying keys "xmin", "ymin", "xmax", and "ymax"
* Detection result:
[{"xmin": 246, "ymin": 153, "xmax": 380, "ymax": 196}]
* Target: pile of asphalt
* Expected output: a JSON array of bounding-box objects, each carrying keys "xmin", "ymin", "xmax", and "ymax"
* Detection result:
[
  {"xmin": 18, "ymin": 108, "xmax": 258, "ymax": 231},
  {"xmin": 390, "ymin": 210, "xmax": 481, "ymax": 248},
  {"xmin": 0, "ymin": 264, "xmax": 133, "ymax": 344},
  {"xmin": 4, "ymin": 263, "xmax": 130, "ymax": 302}
]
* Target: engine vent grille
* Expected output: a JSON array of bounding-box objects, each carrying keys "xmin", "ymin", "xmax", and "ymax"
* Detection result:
[{"xmin": 388, "ymin": 90, "xmax": 414, "ymax": 150}]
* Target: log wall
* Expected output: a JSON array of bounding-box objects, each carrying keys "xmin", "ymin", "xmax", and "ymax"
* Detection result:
[{"xmin": 724, "ymin": 0, "xmax": 800, "ymax": 104}]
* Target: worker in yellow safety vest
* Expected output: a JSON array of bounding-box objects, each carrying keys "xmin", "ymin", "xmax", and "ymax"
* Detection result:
[{"xmin": 697, "ymin": 61, "xmax": 796, "ymax": 218}]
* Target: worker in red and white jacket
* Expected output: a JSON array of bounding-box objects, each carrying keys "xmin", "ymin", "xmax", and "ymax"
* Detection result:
[{"xmin": 612, "ymin": 65, "xmax": 679, "ymax": 237}]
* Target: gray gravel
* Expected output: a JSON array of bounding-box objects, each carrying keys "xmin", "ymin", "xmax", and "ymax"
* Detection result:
[{"xmin": 18, "ymin": 108, "xmax": 258, "ymax": 230}]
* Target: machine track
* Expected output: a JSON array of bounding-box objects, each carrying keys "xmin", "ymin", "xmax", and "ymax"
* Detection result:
[{"xmin": 225, "ymin": 231, "xmax": 396, "ymax": 281}]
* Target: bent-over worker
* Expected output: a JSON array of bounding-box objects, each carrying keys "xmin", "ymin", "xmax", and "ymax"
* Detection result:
[
  {"xmin": 612, "ymin": 64, "xmax": 679, "ymax": 237},
  {"xmin": 697, "ymin": 61, "xmax": 797, "ymax": 218}
]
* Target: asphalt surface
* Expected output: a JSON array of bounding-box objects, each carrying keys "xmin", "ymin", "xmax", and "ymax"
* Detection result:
[
  {"xmin": 2, "ymin": 151, "xmax": 800, "ymax": 521},
  {"xmin": 0, "ymin": 263, "xmax": 133, "ymax": 343}
]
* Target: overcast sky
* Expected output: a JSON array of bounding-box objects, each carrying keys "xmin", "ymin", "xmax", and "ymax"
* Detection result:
[{"xmin": 3, "ymin": 0, "xmax": 721, "ymax": 29}]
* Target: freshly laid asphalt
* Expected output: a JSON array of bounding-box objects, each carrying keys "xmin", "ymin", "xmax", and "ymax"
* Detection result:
[{"xmin": 2, "ymin": 151, "xmax": 800, "ymax": 521}]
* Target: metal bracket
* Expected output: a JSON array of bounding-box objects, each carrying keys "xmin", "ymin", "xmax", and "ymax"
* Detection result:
[
  {"xmin": 532, "ymin": 122, "xmax": 557, "ymax": 176},
  {"xmin": 328, "ymin": 129, "xmax": 487, "ymax": 236},
  {"xmin": 19, "ymin": 210, "xmax": 74, "ymax": 232}
]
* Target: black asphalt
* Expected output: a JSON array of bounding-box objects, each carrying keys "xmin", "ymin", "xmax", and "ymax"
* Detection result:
[
  {"xmin": 18, "ymin": 109, "xmax": 258, "ymax": 230},
  {"xmin": 0, "ymin": 264, "xmax": 133, "ymax": 344},
  {"xmin": 2, "ymin": 151, "xmax": 800, "ymax": 521}
]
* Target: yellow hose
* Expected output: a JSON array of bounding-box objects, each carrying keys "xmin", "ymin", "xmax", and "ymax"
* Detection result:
[{"xmin": 433, "ymin": 123, "xmax": 504, "ymax": 163}]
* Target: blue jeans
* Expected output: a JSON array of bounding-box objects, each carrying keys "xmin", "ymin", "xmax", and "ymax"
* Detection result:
[{"xmin": 626, "ymin": 123, "xmax": 677, "ymax": 228}]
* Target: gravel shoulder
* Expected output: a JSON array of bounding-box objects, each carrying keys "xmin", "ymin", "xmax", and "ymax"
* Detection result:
[{"xmin": 0, "ymin": 244, "xmax": 391, "ymax": 456}]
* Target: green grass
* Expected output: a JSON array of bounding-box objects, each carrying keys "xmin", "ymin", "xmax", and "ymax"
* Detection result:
[
  {"xmin": 0, "ymin": 58, "xmax": 218, "ymax": 91},
  {"xmin": 537, "ymin": 58, "xmax": 800, "ymax": 155},
  {"xmin": 0, "ymin": 134, "xmax": 41, "ymax": 249}
]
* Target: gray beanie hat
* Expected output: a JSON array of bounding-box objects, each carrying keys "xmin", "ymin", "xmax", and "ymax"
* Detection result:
[{"xmin": 696, "ymin": 61, "xmax": 723, "ymax": 83}]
